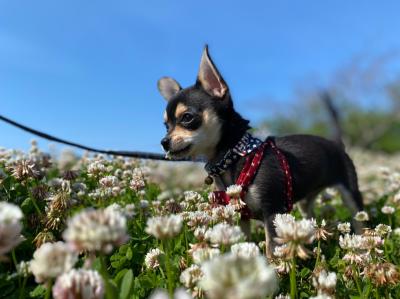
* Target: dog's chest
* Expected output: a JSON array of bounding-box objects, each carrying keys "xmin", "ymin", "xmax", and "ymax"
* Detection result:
[{"xmin": 213, "ymin": 170, "xmax": 263, "ymax": 217}]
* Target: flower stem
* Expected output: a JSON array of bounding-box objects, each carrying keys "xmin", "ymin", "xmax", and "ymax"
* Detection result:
[
  {"xmin": 30, "ymin": 196, "xmax": 42, "ymax": 216},
  {"xmin": 18, "ymin": 276, "xmax": 27, "ymax": 299},
  {"xmin": 314, "ymin": 240, "xmax": 321, "ymax": 270},
  {"xmin": 99, "ymin": 254, "xmax": 118, "ymax": 299},
  {"xmin": 184, "ymin": 225, "xmax": 189, "ymax": 262},
  {"xmin": 385, "ymin": 288, "xmax": 389, "ymax": 299},
  {"xmin": 163, "ymin": 240, "xmax": 174, "ymax": 297},
  {"xmin": 11, "ymin": 250, "xmax": 21, "ymax": 287},
  {"xmin": 44, "ymin": 279, "xmax": 53, "ymax": 299},
  {"xmin": 11, "ymin": 249, "xmax": 18, "ymax": 271},
  {"xmin": 352, "ymin": 265, "xmax": 362, "ymax": 297},
  {"xmin": 290, "ymin": 257, "xmax": 297, "ymax": 299}
]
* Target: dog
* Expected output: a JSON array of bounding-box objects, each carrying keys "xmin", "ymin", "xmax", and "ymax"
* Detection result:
[{"xmin": 157, "ymin": 46, "xmax": 364, "ymax": 257}]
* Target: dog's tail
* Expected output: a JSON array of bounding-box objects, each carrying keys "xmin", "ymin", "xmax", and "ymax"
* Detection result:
[{"xmin": 320, "ymin": 91, "xmax": 345, "ymax": 149}]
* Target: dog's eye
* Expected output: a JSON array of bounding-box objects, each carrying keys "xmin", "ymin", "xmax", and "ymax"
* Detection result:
[{"xmin": 180, "ymin": 113, "xmax": 194, "ymax": 124}]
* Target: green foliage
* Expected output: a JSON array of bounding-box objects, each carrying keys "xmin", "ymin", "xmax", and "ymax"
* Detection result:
[{"xmin": 260, "ymin": 100, "xmax": 400, "ymax": 153}]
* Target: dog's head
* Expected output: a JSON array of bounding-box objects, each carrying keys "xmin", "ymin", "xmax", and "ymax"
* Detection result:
[{"xmin": 158, "ymin": 46, "xmax": 250, "ymax": 160}]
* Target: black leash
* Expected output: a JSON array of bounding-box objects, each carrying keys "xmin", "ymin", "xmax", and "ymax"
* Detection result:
[{"xmin": 0, "ymin": 114, "xmax": 184, "ymax": 161}]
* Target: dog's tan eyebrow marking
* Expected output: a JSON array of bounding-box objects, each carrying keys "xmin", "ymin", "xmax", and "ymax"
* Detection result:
[{"xmin": 175, "ymin": 103, "xmax": 188, "ymax": 119}]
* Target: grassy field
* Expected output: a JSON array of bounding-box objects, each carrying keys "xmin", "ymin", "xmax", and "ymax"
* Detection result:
[{"xmin": 0, "ymin": 141, "xmax": 399, "ymax": 299}]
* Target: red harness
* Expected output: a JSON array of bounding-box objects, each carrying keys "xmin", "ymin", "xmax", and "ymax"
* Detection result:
[{"xmin": 209, "ymin": 138, "xmax": 293, "ymax": 219}]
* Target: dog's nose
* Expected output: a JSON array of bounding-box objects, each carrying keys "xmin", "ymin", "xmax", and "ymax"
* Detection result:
[{"xmin": 161, "ymin": 137, "xmax": 170, "ymax": 151}]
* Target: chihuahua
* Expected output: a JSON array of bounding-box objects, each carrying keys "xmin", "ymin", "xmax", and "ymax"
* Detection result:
[{"xmin": 157, "ymin": 46, "xmax": 364, "ymax": 257}]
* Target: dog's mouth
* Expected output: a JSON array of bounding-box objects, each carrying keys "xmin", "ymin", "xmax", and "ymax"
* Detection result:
[{"xmin": 166, "ymin": 144, "xmax": 192, "ymax": 158}]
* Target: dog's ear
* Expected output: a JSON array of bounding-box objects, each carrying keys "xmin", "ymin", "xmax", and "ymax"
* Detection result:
[
  {"xmin": 157, "ymin": 77, "xmax": 182, "ymax": 101},
  {"xmin": 197, "ymin": 45, "xmax": 228, "ymax": 98}
]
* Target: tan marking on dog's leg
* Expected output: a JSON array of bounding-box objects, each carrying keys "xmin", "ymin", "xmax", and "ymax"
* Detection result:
[
  {"xmin": 337, "ymin": 184, "xmax": 364, "ymax": 234},
  {"xmin": 297, "ymin": 196, "xmax": 316, "ymax": 218},
  {"xmin": 297, "ymin": 200, "xmax": 308, "ymax": 218},
  {"xmin": 264, "ymin": 224, "xmax": 273, "ymax": 260},
  {"xmin": 175, "ymin": 103, "xmax": 188, "ymax": 119}
]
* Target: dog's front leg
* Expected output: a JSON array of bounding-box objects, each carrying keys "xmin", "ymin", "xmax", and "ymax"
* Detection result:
[
  {"xmin": 240, "ymin": 219, "xmax": 251, "ymax": 240},
  {"xmin": 263, "ymin": 214, "xmax": 277, "ymax": 260}
]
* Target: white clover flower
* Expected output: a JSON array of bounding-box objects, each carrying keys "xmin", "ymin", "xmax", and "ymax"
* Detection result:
[
  {"xmin": 53, "ymin": 269, "xmax": 104, "ymax": 299},
  {"xmin": 338, "ymin": 233, "xmax": 381, "ymax": 265},
  {"xmin": 145, "ymin": 248, "xmax": 164, "ymax": 269},
  {"xmin": 314, "ymin": 219, "xmax": 332, "ymax": 241},
  {"xmin": 8, "ymin": 159, "xmax": 40, "ymax": 180},
  {"xmin": 104, "ymin": 202, "xmax": 135, "ymax": 219},
  {"xmin": 157, "ymin": 190, "xmax": 173, "ymax": 201},
  {"xmin": 337, "ymin": 222, "xmax": 351, "ymax": 234},
  {"xmin": 124, "ymin": 203, "xmax": 136, "ymax": 218},
  {"xmin": 105, "ymin": 203, "xmax": 123, "ymax": 214},
  {"xmin": 149, "ymin": 288, "xmax": 193, "ymax": 299},
  {"xmin": 30, "ymin": 242, "xmax": 78, "ymax": 283},
  {"xmin": 186, "ymin": 211, "xmax": 212, "ymax": 228},
  {"xmin": 140, "ymin": 199, "xmax": 149, "ymax": 209},
  {"xmin": 63, "ymin": 208, "xmax": 129, "ymax": 253},
  {"xmin": 393, "ymin": 192, "xmax": 400, "ymax": 204},
  {"xmin": 381, "ymin": 206, "xmax": 395, "ymax": 215},
  {"xmin": 130, "ymin": 176, "xmax": 145, "ymax": 192},
  {"xmin": 193, "ymin": 226, "xmax": 208, "ymax": 241},
  {"xmin": 205, "ymin": 223, "xmax": 244, "ymax": 246},
  {"xmin": 0, "ymin": 202, "xmax": 24, "ymax": 257},
  {"xmin": 184, "ymin": 191, "xmax": 203, "ymax": 204},
  {"xmin": 180, "ymin": 264, "xmax": 203, "ymax": 288},
  {"xmin": 339, "ymin": 234, "xmax": 364, "ymax": 250},
  {"xmin": 394, "ymin": 228, "xmax": 400, "ymax": 236},
  {"xmin": 230, "ymin": 242, "xmax": 260, "ymax": 259},
  {"xmin": 129, "ymin": 168, "xmax": 146, "ymax": 192},
  {"xmin": 99, "ymin": 175, "xmax": 119, "ymax": 188},
  {"xmin": 354, "ymin": 211, "xmax": 369, "ymax": 222},
  {"xmin": 375, "ymin": 224, "xmax": 392, "ymax": 237},
  {"xmin": 87, "ymin": 161, "xmax": 106, "ymax": 177},
  {"xmin": 309, "ymin": 295, "xmax": 333, "ymax": 299},
  {"xmin": 226, "ymin": 184, "xmax": 242, "ymax": 198},
  {"xmin": 192, "ymin": 247, "xmax": 221, "ymax": 264},
  {"xmin": 360, "ymin": 235, "xmax": 384, "ymax": 252},
  {"xmin": 275, "ymin": 295, "xmax": 290, "ymax": 299},
  {"xmin": 199, "ymin": 253, "xmax": 278, "ymax": 299},
  {"xmin": 17, "ymin": 260, "xmax": 31, "ymax": 277},
  {"xmin": 273, "ymin": 214, "xmax": 315, "ymax": 259},
  {"xmin": 312, "ymin": 270, "xmax": 337, "ymax": 295},
  {"xmin": 211, "ymin": 205, "xmax": 240, "ymax": 224},
  {"xmin": 273, "ymin": 214, "xmax": 296, "ymax": 237},
  {"xmin": 145, "ymin": 214, "xmax": 183, "ymax": 240}
]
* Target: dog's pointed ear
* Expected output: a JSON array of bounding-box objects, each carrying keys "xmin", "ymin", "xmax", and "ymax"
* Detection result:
[
  {"xmin": 197, "ymin": 45, "xmax": 228, "ymax": 98},
  {"xmin": 157, "ymin": 77, "xmax": 182, "ymax": 101}
]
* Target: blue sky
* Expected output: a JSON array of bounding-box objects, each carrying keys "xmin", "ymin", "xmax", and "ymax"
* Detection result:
[{"xmin": 1, "ymin": 1, "xmax": 400, "ymax": 154}]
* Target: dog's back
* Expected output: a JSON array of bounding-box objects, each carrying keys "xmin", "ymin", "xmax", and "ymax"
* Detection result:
[{"xmin": 276, "ymin": 134, "xmax": 363, "ymax": 209}]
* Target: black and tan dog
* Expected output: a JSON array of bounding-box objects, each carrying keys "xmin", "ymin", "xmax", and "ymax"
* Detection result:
[{"xmin": 157, "ymin": 46, "xmax": 363, "ymax": 256}]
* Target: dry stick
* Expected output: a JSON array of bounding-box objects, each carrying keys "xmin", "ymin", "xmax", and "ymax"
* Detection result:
[{"xmin": 320, "ymin": 91, "xmax": 344, "ymax": 146}]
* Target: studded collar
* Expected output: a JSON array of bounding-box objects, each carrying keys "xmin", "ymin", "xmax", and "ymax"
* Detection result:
[{"xmin": 204, "ymin": 132, "xmax": 263, "ymax": 177}]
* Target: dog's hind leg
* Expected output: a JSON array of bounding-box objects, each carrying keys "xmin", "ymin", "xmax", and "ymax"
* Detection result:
[
  {"xmin": 337, "ymin": 185, "xmax": 364, "ymax": 234},
  {"xmin": 240, "ymin": 219, "xmax": 251, "ymax": 240},
  {"xmin": 297, "ymin": 192, "xmax": 318, "ymax": 218},
  {"xmin": 338, "ymin": 153, "xmax": 365, "ymax": 234}
]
